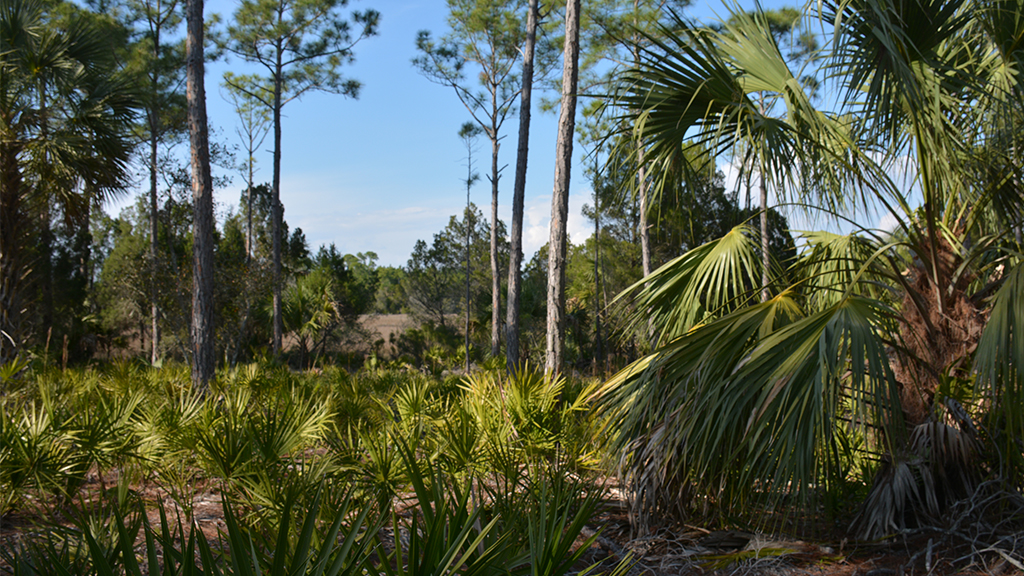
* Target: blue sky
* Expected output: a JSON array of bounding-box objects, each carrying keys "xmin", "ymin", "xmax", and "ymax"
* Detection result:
[{"xmin": 112, "ymin": 0, "xmax": 804, "ymax": 267}]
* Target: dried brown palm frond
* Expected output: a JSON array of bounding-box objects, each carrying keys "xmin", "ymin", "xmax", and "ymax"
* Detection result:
[{"xmin": 852, "ymin": 399, "xmax": 981, "ymax": 539}]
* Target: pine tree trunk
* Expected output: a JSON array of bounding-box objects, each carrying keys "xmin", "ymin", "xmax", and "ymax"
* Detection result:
[
  {"xmin": 638, "ymin": 147, "xmax": 651, "ymax": 277},
  {"xmin": 150, "ymin": 117, "xmax": 160, "ymax": 365},
  {"xmin": 760, "ymin": 174, "xmax": 769, "ymax": 303},
  {"xmin": 186, "ymin": 0, "xmax": 215, "ymax": 388},
  {"xmin": 593, "ymin": 173, "xmax": 602, "ymax": 375},
  {"xmin": 272, "ymin": 42, "xmax": 284, "ymax": 355},
  {"xmin": 40, "ymin": 201, "xmax": 53, "ymax": 333},
  {"xmin": 490, "ymin": 132, "xmax": 501, "ymax": 358},
  {"xmin": 149, "ymin": 17, "xmax": 162, "ymax": 366},
  {"xmin": 545, "ymin": 0, "xmax": 580, "ymax": 376},
  {"xmin": 465, "ymin": 201, "xmax": 471, "ymax": 374},
  {"xmin": 505, "ymin": 0, "xmax": 539, "ymax": 373},
  {"xmin": 633, "ymin": 19, "xmax": 652, "ymax": 279}
]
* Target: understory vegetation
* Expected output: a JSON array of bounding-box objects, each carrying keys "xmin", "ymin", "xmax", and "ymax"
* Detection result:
[{"xmin": 1, "ymin": 361, "xmax": 626, "ymax": 575}]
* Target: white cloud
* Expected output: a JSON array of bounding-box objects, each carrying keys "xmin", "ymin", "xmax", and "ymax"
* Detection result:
[{"xmin": 521, "ymin": 189, "xmax": 592, "ymax": 259}]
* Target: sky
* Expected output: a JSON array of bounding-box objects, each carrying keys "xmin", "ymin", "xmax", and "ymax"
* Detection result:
[{"xmin": 110, "ymin": 0, "xmax": 810, "ymax": 268}]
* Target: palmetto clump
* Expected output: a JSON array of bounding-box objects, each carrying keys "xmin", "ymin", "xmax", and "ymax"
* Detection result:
[{"xmin": 598, "ymin": 0, "xmax": 1024, "ymax": 540}]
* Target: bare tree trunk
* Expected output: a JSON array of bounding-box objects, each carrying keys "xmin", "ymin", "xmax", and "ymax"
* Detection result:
[
  {"xmin": 633, "ymin": 16, "xmax": 651, "ymax": 279},
  {"xmin": 186, "ymin": 0, "xmax": 215, "ymax": 388},
  {"xmin": 760, "ymin": 174, "xmax": 769, "ymax": 303},
  {"xmin": 149, "ymin": 13, "xmax": 163, "ymax": 366},
  {"xmin": 40, "ymin": 201, "xmax": 52, "ymax": 333},
  {"xmin": 465, "ymin": 168, "xmax": 473, "ymax": 374},
  {"xmin": 505, "ymin": 0, "xmax": 539, "ymax": 374},
  {"xmin": 545, "ymin": 0, "xmax": 580, "ymax": 376},
  {"xmin": 489, "ymin": 132, "xmax": 501, "ymax": 358},
  {"xmin": 638, "ymin": 147, "xmax": 651, "ymax": 277},
  {"xmin": 149, "ymin": 116, "xmax": 160, "ymax": 365},
  {"xmin": 272, "ymin": 41, "xmax": 284, "ymax": 356},
  {"xmin": 246, "ymin": 183, "xmax": 253, "ymax": 262},
  {"xmin": 758, "ymin": 95, "xmax": 770, "ymax": 304},
  {"xmin": 593, "ymin": 169, "xmax": 603, "ymax": 375}
]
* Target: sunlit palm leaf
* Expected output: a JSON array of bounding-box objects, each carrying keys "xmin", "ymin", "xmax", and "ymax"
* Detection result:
[
  {"xmin": 794, "ymin": 230, "xmax": 903, "ymax": 309},
  {"xmin": 598, "ymin": 283, "xmax": 904, "ymax": 521},
  {"xmin": 615, "ymin": 225, "xmax": 761, "ymax": 342},
  {"xmin": 973, "ymin": 260, "xmax": 1024, "ymax": 478}
]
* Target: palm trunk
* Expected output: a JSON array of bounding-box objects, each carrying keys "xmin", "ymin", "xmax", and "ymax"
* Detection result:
[
  {"xmin": 505, "ymin": 0, "xmax": 539, "ymax": 373},
  {"xmin": 545, "ymin": 0, "xmax": 580, "ymax": 376},
  {"xmin": 186, "ymin": 0, "xmax": 215, "ymax": 388}
]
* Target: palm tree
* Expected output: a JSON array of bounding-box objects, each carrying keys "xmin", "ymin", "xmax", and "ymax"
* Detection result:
[
  {"xmin": 0, "ymin": 0, "xmax": 136, "ymax": 365},
  {"xmin": 598, "ymin": 0, "xmax": 1024, "ymax": 537}
]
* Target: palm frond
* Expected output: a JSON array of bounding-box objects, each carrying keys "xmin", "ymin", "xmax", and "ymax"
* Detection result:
[
  {"xmin": 615, "ymin": 225, "xmax": 762, "ymax": 343},
  {"xmin": 598, "ymin": 292, "xmax": 903, "ymax": 525},
  {"xmin": 973, "ymin": 259, "xmax": 1024, "ymax": 480}
]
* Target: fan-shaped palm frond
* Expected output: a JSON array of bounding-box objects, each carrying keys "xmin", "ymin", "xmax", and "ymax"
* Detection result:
[
  {"xmin": 602, "ymin": 0, "xmax": 1024, "ymax": 536},
  {"xmin": 0, "ymin": 0, "xmax": 136, "ymax": 361}
]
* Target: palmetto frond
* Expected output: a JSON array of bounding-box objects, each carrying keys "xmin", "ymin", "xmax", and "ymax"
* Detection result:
[
  {"xmin": 602, "ymin": 0, "xmax": 1024, "ymax": 535},
  {"xmin": 613, "ymin": 5, "xmax": 860, "ymax": 218},
  {"xmin": 598, "ymin": 280, "xmax": 903, "ymax": 522},
  {"xmin": 615, "ymin": 225, "xmax": 762, "ymax": 343}
]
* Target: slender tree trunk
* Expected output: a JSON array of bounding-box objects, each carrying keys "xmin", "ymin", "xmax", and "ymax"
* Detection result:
[
  {"xmin": 633, "ymin": 16, "xmax": 652, "ymax": 279},
  {"xmin": 638, "ymin": 147, "xmax": 651, "ymax": 277},
  {"xmin": 465, "ymin": 168, "xmax": 472, "ymax": 374},
  {"xmin": 186, "ymin": 0, "xmax": 215, "ymax": 388},
  {"xmin": 40, "ymin": 201, "xmax": 52, "ymax": 332},
  {"xmin": 272, "ymin": 42, "xmax": 284, "ymax": 355},
  {"xmin": 246, "ymin": 184, "xmax": 253, "ymax": 262},
  {"xmin": 77, "ymin": 205, "xmax": 91, "ymax": 287},
  {"xmin": 760, "ymin": 173, "xmax": 770, "ymax": 303},
  {"xmin": 149, "ymin": 117, "xmax": 160, "ymax": 364},
  {"xmin": 505, "ymin": 0, "xmax": 539, "ymax": 373},
  {"xmin": 545, "ymin": 0, "xmax": 580, "ymax": 376},
  {"xmin": 149, "ymin": 16, "xmax": 162, "ymax": 366},
  {"xmin": 489, "ymin": 130, "xmax": 501, "ymax": 358},
  {"xmin": 593, "ymin": 168, "xmax": 602, "ymax": 375},
  {"xmin": 39, "ymin": 85, "xmax": 53, "ymax": 336}
]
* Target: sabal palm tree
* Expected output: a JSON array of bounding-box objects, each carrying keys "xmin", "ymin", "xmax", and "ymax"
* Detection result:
[
  {"xmin": 0, "ymin": 0, "xmax": 136, "ymax": 364},
  {"xmin": 598, "ymin": 0, "xmax": 1024, "ymax": 537},
  {"xmin": 282, "ymin": 269, "xmax": 339, "ymax": 369}
]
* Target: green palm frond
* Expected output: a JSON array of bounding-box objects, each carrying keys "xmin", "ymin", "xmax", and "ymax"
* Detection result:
[
  {"xmin": 613, "ymin": 4, "xmax": 862, "ymax": 220},
  {"xmin": 794, "ymin": 230, "xmax": 904, "ymax": 309},
  {"xmin": 973, "ymin": 260, "xmax": 1024, "ymax": 479},
  {"xmin": 598, "ymin": 290, "xmax": 903, "ymax": 522},
  {"xmin": 616, "ymin": 225, "xmax": 762, "ymax": 343}
]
